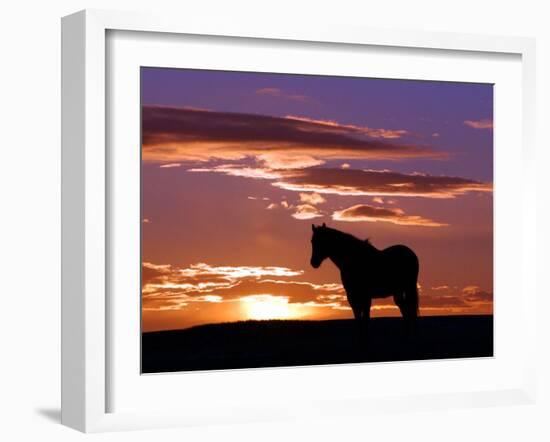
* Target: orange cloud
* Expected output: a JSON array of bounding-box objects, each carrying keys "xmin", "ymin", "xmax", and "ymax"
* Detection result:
[
  {"xmin": 178, "ymin": 262, "xmax": 302, "ymax": 279},
  {"xmin": 291, "ymin": 204, "xmax": 323, "ymax": 220},
  {"xmin": 214, "ymin": 278, "xmax": 344, "ymax": 303},
  {"xmin": 239, "ymin": 293, "xmax": 353, "ymax": 321},
  {"xmin": 421, "ymin": 288, "xmax": 492, "ymax": 310},
  {"xmin": 142, "ymin": 260, "xmax": 492, "ymax": 325},
  {"xmin": 190, "ymin": 165, "xmax": 491, "ymax": 199},
  {"xmin": 258, "ymin": 153, "xmax": 324, "ymax": 170},
  {"xmin": 264, "ymin": 197, "xmax": 324, "ymax": 221},
  {"xmin": 142, "ymin": 106, "xmax": 442, "ymax": 164},
  {"xmin": 299, "ymin": 192, "xmax": 326, "ymax": 205},
  {"xmin": 142, "ymin": 261, "xmax": 347, "ymax": 313},
  {"xmin": 464, "ymin": 119, "xmax": 493, "ymax": 130},
  {"xmin": 284, "ymin": 115, "xmax": 409, "ymax": 139},
  {"xmin": 368, "ymin": 284, "xmax": 493, "ymax": 315},
  {"xmin": 332, "ymin": 204, "xmax": 447, "ymax": 227},
  {"xmin": 462, "ymin": 285, "xmax": 480, "ymax": 294},
  {"xmin": 273, "ymin": 168, "xmax": 492, "ymax": 198},
  {"xmin": 189, "ymin": 164, "xmax": 282, "ymax": 180},
  {"xmin": 266, "ymin": 200, "xmax": 292, "ymax": 211}
]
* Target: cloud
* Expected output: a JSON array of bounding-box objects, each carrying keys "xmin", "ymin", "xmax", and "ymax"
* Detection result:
[
  {"xmin": 264, "ymin": 196, "xmax": 324, "ymax": 220},
  {"xmin": 267, "ymin": 200, "xmax": 292, "ymax": 211},
  {"xmin": 291, "ymin": 204, "xmax": 323, "ymax": 220},
  {"xmin": 463, "ymin": 289, "xmax": 493, "ymax": 303},
  {"xmin": 431, "ymin": 285, "xmax": 450, "ymax": 291},
  {"xmin": 178, "ymin": 262, "xmax": 302, "ymax": 279},
  {"xmin": 458, "ymin": 286, "xmax": 493, "ymax": 303},
  {"xmin": 390, "ymin": 283, "xmax": 493, "ymax": 314},
  {"xmin": 189, "ymin": 164, "xmax": 282, "ymax": 180},
  {"xmin": 142, "ymin": 293, "xmax": 224, "ymax": 312},
  {"xmin": 142, "ymin": 261, "xmax": 346, "ymax": 312},
  {"xmin": 372, "ymin": 197, "xmax": 384, "ymax": 204},
  {"xmin": 142, "ymin": 261, "xmax": 171, "ymax": 284},
  {"xmin": 273, "ymin": 168, "xmax": 492, "ymax": 198},
  {"xmin": 192, "ymin": 165, "xmax": 491, "ymax": 198},
  {"xmin": 284, "ymin": 115, "xmax": 410, "ymax": 139},
  {"xmin": 266, "ymin": 200, "xmax": 294, "ymax": 214},
  {"xmin": 256, "ymin": 87, "xmax": 310, "ymax": 102},
  {"xmin": 238, "ymin": 293, "xmax": 353, "ymax": 320},
  {"xmin": 261, "ymin": 279, "xmax": 343, "ymax": 293},
  {"xmin": 420, "ymin": 286, "xmax": 493, "ymax": 311},
  {"xmin": 142, "ymin": 105, "xmax": 441, "ymax": 164},
  {"xmin": 464, "ymin": 119, "xmax": 493, "ymax": 130},
  {"xmin": 332, "ymin": 283, "xmax": 493, "ymax": 315},
  {"xmin": 159, "ymin": 163, "xmax": 181, "ymax": 168},
  {"xmin": 462, "ymin": 285, "xmax": 480, "ymax": 294},
  {"xmin": 299, "ymin": 192, "xmax": 326, "ymax": 205},
  {"xmin": 142, "ymin": 261, "xmax": 304, "ymax": 311},
  {"xmin": 420, "ymin": 295, "xmax": 469, "ymax": 308},
  {"xmin": 215, "ymin": 278, "xmax": 344, "ymax": 303},
  {"xmin": 332, "ymin": 204, "xmax": 447, "ymax": 227},
  {"xmin": 258, "ymin": 153, "xmax": 324, "ymax": 170},
  {"xmin": 143, "ymin": 261, "xmax": 492, "ymax": 317}
]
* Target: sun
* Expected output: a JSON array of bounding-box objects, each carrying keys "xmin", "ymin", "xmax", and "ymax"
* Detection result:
[{"xmin": 241, "ymin": 294, "xmax": 291, "ymax": 320}]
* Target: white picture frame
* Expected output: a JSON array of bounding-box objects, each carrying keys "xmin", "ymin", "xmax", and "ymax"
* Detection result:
[{"xmin": 61, "ymin": 9, "xmax": 537, "ymax": 433}]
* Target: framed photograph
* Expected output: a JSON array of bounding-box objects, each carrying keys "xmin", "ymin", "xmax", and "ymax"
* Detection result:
[{"xmin": 61, "ymin": 9, "xmax": 537, "ymax": 433}]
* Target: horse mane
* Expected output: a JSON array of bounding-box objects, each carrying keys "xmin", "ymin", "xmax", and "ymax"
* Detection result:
[
  {"xmin": 325, "ymin": 227, "xmax": 378, "ymax": 253},
  {"xmin": 363, "ymin": 237, "xmax": 378, "ymax": 252}
]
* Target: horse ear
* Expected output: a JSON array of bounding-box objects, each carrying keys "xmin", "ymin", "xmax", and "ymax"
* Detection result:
[
  {"xmin": 312, "ymin": 224, "xmax": 316, "ymax": 231},
  {"xmin": 322, "ymin": 222, "xmax": 326, "ymax": 228}
]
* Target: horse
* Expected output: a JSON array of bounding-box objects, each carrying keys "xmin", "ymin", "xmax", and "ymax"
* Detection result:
[{"xmin": 310, "ymin": 223, "xmax": 419, "ymax": 337}]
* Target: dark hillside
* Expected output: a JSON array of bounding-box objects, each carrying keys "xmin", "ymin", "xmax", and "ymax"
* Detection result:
[{"xmin": 142, "ymin": 315, "xmax": 493, "ymax": 373}]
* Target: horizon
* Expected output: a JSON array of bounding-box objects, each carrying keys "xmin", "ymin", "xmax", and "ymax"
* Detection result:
[
  {"xmin": 142, "ymin": 314, "xmax": 494, "ymax": 334},
  {"xmin": 141, "ymin": 67, "xmax": 493, "ymax": 333}
]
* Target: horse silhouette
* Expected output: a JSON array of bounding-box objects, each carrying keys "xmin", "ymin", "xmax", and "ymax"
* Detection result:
[{"xmin": 310, "ymin": 223, "xmax": 419, "ymax": 337}]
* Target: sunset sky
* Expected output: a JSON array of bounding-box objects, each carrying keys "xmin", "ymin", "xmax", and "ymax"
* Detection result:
[{"xmin": 141, "ymin": 67, "xmax": 493, "ymax": 332}]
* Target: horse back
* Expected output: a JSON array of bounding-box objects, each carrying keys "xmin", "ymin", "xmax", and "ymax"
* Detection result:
[
  {"xmin": 341, "ymin": 243, "xmax": 418, "ymax": 291},
  {"xmin": 381, "ymin": 244, "xmax": 419, "ymax": 276}
]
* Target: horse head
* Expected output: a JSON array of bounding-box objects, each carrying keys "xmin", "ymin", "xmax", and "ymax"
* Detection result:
[{"xmin": 310, "ymin": 223, "xmax": 329, "ymax": 268}]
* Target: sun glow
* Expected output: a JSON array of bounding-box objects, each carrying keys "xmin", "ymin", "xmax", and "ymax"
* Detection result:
[{"xmin": 241, "ymin": 294, "xmax": 293, "ymax": 320}]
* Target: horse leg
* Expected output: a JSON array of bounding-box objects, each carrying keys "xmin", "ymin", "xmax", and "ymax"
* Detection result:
[
  {"xmin": 351, "ymin": 303, "xmax": 362, "ymax": 321},
  {"xmin": 360, "ymin": 297, "xmax": 372, "ymax": 341},
  {"xmin": 349, "ymin": 300, "xmax": 364, "ymax": 348},
  {"xmin": 402, "ymin": 286, "xmax": 418, "ymax": 335},
  {"xmin": 394, "ymin": 291, "xmax": 414, "ymax": 339},
  {"xmin": 394, "ymin": 292, "xmax": 406, "ymax": 318}
]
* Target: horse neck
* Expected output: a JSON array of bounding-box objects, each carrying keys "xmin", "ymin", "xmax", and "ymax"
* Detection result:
[{"xmin": 328, "ymin": 252, "xmax": 348, "ymax": 271}]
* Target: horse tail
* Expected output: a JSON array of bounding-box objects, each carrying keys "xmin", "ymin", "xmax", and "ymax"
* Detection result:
[
  {"xmin": 411, "ymin": 252, "xmax": 420, "ymax": 317},
  {"xmin": 410, "ymin": 284, "xmax": 419, "ymax": 317}
]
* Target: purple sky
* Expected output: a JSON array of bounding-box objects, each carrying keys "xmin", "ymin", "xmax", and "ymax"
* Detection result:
[{"xmin": 141, "ymin": 68, "xmax": 493, "ymax": 181}]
